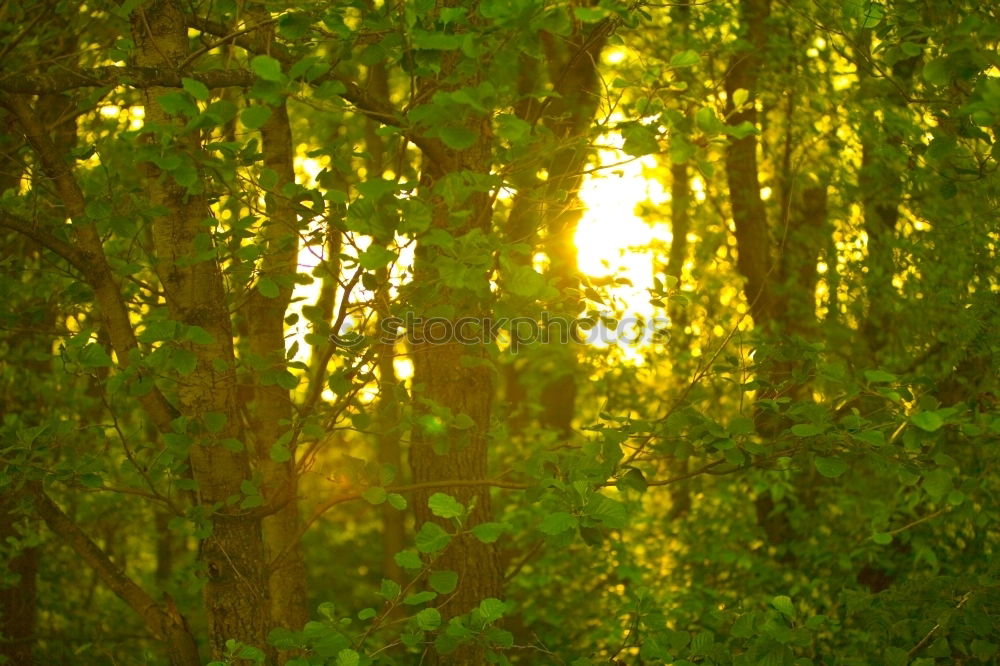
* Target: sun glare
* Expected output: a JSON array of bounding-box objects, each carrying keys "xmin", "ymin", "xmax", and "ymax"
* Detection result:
[
  {"xmin": 287, "ymin": 134, "xmax": 668, "ymax": 373},
  {"xmin": 574, "ymin": 134, "xmax": 670, "ymax": 322}
]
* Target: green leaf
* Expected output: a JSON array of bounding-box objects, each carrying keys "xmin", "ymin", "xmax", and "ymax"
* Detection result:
[
  {"xmin": 574, "ymin": 6, "xmax": 607, "ymax": 21},
  {"xmin": 404, "ymin": 590, "xmax": 437, "ymax": 605},
  {"xmin": 359, "ymin": 245, "xmax": 397, "ymax": 270},
  {"xmin": 362, "ymin": 487, "xmax": 387, "ymax": 505},
  {"xmin": 922, "ymin": 468, "xmax": 952, "ymax": 500},
  {"xmin": 864, "ymin": 369, "xmax": 897, "ymax": 383},
  {"xmin": 854, "ymin": 430, "xmax": 885, "ymax": 447},
  {"xmin": 471, "ymin": 522, "xmax": 505, "ymax": 543},
  {"xmin": 80, "ymin": 343, "xmax": 113, "ymax": 368},
  {"xmin": 185, "ymin": 325, "xmax": 215, "ymax": 345},
  {"xmin": 429, "ymin": 570, "xmax": 459, "ymax": 594},
  {"xmin": 478, "ymin": 598, "xmax": 506, "ymax": 623},
  {"xmin": 415, "ymin": 522, "xmax": 451, "ymax": 553},
  {"xmin": 257, "ymin": 276, "xmax": 280, "ymax": 298},
  {"xmin": 379, "ymin": 578, "xmax": 401, "ymax": 599},
  {"xmin": 539, "ymin": 511, "xmax": 577, "ymax": 535},
  {"xmin": 617, "ymin": 467, "xmax": 648, "ymax": 494},
  {"xmin": 695, "ymin": 107, "xmax": 724, "ymax": 134},
  {"xmin": 670, "ymin": 49, "xmax": 700, "ymax": 68},
  {"xmin": 79, "ymin": 473, "xmax": 102, "ymax": 488},
  {"xmin": 275, "ymin": 370, "xmax": 299, "ymax": 391},
  {"xmin": 770, "ymin": 595, "xmax": 795, "ymax": 618},
  {"xmin": 814, "ymin": 456, "xmax": 847, "ymax": 478},
  {"xmin": 241, "ymin": 105, "xmax": 273, "ymax": 129},
  {"xmin": 387, "ymin": 493, "xmax": 408, "ymax": 510},
  {"xmin": 269, "ymin": 442, "xmax": 291, "ymax": 463},
  {"xmin": 496, "ymin": 114, "xmax": 531, "ymax": 142},
  {"xmin": 157, "ymin": 92, "xmax": 198, "ymax": 117},
  {"xmin": 911, "ymin": 411, "xmax": 944, "ymax": 432},
  {"xmin": 971, "ymin": 640, "xmax": 998, "ymax": 661},
  {"xmin": 181, "ymin": 77, "xmax": 210, "ymax": 102},
  {"xmin": 412, "ymin": 30, "xmax": 463, "ymax": 50},
  {"xmin": 258, "ymin": 168, "xmax": 279, "ymax": 191},
  {"xmin": 250, "ymin": 55, "xmax": 284, "ymax": 82},
  {"xmin": 730, "ymin": 613, "xmax": 755, "ymax": 638},
  {"xmin": 416, "ymin": 608, "xmax": 442, "ymax": 631},
  {"xmin": 872, "ymin": 532, "xmax": 893, "ymax": 545},
  {"xmin": 394, "ymin": 550, "xmax": 422, "ymax": 569},
  {"xmin": 791, "ymin": 423, "xmax": 826, "ymax": 437},
  {"xmin": 356, "ymin": 178, "xmax": 397, "ymax": 201},
  {"xmin": 507, "ymin": 265, "xmax": 547, "ymax": 298},
  {"xmin": 335, "ymin": 648, "xmax": 359, "ymax": 666},
  {"xmin": 923, "ymin": 58, "xmax": 949, "ymax": 86},
  {"xmin": 669, "ymin": 136, "xmax": 695, "ymax": 164},
  {"xmin": 278, "ymin": 12, "xmax": 311, "ymax": 40},
  {"xmin": 859, "ymin": 1, "xmax": 884, "ymax": 28},
  {"xmin": 437, "ymin": 126, "xmax": 476, "ymax": 150},
  {"xmin": 203, "ymin": 411, "xmax": 226, "ymax": 434},
  {"xmin": 428, "ymin": 492, "xmax": 465, "ymax": 518},
  {"xmin": 621, "ymin": 123, "xmax": 660, "ymax": 157},
  {"xmin": 172, "ymin": 164, "xmax": 198, "ymax": 188},
  {"xmin": 726, "ymin": 121, "xmax": 758, "ymax": 139},
  {"xmin": 220, "ymin": 438, "xmax": 244, "ymax": 452},
  {"xmin": 585, "ymin": 495, "xmax": 628, "ymax": 528},
  {"xmin": 172, "ymin": 349, "xmax": 198, "ymax": 375}
]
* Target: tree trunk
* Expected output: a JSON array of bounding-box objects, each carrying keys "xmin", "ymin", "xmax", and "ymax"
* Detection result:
[
  {"xmin": 130, "ymin": 0, "xmax": 272, "ymax": 655},
  {"xmin": 0, "ymin": 498, "xmax": 37, "ymax": 665},
  {"xmin": 409, "ymin": 17, "xmax": 502, "ymax": 659},
  {"xmin": 247, "ymin": 98, "xmax": 310, "ymax": 637},
  {"xmin": 724, "ymin": 0, "xmax": 774, "ymax": 323}
]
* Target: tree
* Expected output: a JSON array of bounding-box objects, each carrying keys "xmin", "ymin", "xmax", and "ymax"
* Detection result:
[{"xmin": 1, "ymin": 0, "xmax": 998, "ymax": 664}]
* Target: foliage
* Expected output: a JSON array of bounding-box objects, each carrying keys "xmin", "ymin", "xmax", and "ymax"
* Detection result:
[{"xmin": 1, "ymin": 0, "xmax": 998, "ymax": 664}]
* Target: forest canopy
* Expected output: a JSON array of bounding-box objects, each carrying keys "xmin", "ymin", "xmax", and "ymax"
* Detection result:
[{"xmin": 1, "ymin": 0, "xmax": 999, "ymax": 664}]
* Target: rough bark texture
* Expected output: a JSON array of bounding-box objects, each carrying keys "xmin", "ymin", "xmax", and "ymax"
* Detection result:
[
  {"xmin": 247, "ymin": 98, "xmax": 310, "ymax": 636},
  {"xmin": 724, "ymin": 0, "xmax": 774, "ymax": 323},
  {"xmin": 364, "ymin": 59, "xmax": 407, "ymax": 585},
  {"xmin": 0, "ymin": 496, "xmax": 37, "ymax": 665},
  {"xmin": 723, "ymin": 0, "xmax": 810, "ymax": 555},
  {"xmin": 239, "ymin": 7, "xmax": 310, "ymax": 632},
  {"xmin": 0, "ymin": 106, "xmax": 37, "ymax": 666},
  {"xmin": 409, "ymin": 8, "xmax": 502, "ymax": 660},
  {"xmin": 410, "ymin": 192, "xmax": 502, "ymax": 664},
  {"xmin": 130, "ymin": 0, "xmax": 271, "ymax": 655}
]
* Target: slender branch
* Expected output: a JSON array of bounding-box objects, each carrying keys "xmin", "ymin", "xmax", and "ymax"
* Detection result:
[
  {"xmin": 184, "ymin": 14, "xmax": 453, "ymax": 169},
  {"xmin": 178, "ymin": 18, "xmax": 277, "ymax": 71},
  {"xmin": 25, "ymin": 485, "xmax": 201, "ymax": 665},
  {"xmin": 888, "ymin": 507, "xmax": 948, "ymax": 536},
  {"xmin": 0, "ymin": 212, "xmax": 88, "ymax": 272},
  {"xmin": 0, "ymin": 92, "xmax": 179, "ymax": 431},
  {"xmin": 271, "ymin": 445, "xmax": 802, "ymax": 571},
  {"xmin": 907, "ymin": 591, "xmax": 971, "ymax": 658}
]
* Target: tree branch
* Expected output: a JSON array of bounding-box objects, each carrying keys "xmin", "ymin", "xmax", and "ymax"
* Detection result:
[
  {"xmin": 0, "ymin": 211, "xmax": 88, "ymax": 272},
  {"xmin": 184, "ymin": 14, "xmax": 453, "ymax": 169},
  {"xmin": 0, "ymin": 92, "xmax": 179, "ymax": 430},
  {"xmin": 26, "ymin": 485, "xmax": 201, "ymax": 666}
]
